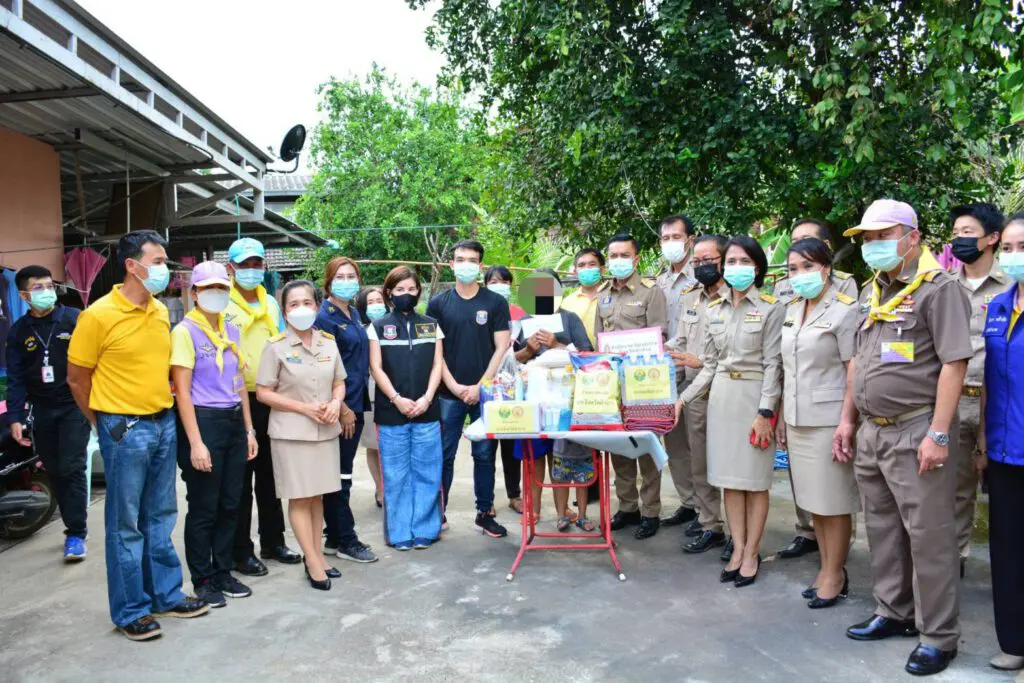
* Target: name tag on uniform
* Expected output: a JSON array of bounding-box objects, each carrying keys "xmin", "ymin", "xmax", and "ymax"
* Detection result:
[
  {"xmin": 625, "ymin": 301, "xmax": 644, "ymax": 307},
  {"xmin": 315, "ymin": 353, "xmax": 332, "ymax": 363},
  {"xmin": 744, "ymin": 313, "xmax": 761, "ymax": 323},
  {"xmin": 684, "ymin": 309, "xmax": 698, "ymax": 319},
  {"xmin": 812, "ymin": 321, "xmax": 832, "ymax": 329},
  {"xmin": 894, "ymin": 305, "xmax": 914, "ymax": 314},
  {"xmin": 778, "ymin": 289, "xmax": 793, "ymax": 298},
  {"xmin": 709, "ymin": 318, "xmax": 724, "ymax": 326},
  {"xmin": 783, "ymin": 318, "xmax": 795, "ymax": 327},
  {"xmin": 881, "ymin": 341, "xmax": 915, "ymax": 363}
]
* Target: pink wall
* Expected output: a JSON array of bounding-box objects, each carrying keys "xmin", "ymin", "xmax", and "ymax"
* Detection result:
[{"xmin": 0, "ymin": 126, "xmax": 65, "ymax": 279}]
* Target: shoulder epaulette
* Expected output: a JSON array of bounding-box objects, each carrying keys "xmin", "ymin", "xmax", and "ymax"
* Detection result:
[
  {"xmin": 640, "ymin": 277, "xmax": 657, "ymax": 288},
  {"xmin": 319, "ymin": 330, "xmax": 335, "ymax": 340},
  {"xmin": 834, "ymin": 270, "xmax": 852, "ymax": 280},
  {"xmin": 683, "ymin": 282, "xmax": 701, "ymax": 294},
  {"xmin": 269, "ymin": 332, "xmax": 287, "ymax": 343},
  {"xmin": 707, "ymin": 297, "xmax": 724, "ymax": 308},
  {"xmin": 835, "ymin": 291, "xmax": 855, "ymax": 305},
  {"xmin": 759, "ymin": 293, "xmax": 778, "ymax": 304}
]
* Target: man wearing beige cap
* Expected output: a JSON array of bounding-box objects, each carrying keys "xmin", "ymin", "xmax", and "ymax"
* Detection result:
[{"xmin": 833, "ymin": 199, "xmax": 972, "ymax": 676}]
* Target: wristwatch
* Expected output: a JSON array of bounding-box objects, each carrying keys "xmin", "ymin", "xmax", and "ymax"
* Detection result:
[
  {"xmin": 927, "ymin": 430, "xmax": 950, "ymax": 447},
  {"xmin": 757, "ymin": 409, "xmax": 774, "ymax": 419},
  {"xmin": 246, "ymin": 429, "xmax": 256, "ymax": 437}
]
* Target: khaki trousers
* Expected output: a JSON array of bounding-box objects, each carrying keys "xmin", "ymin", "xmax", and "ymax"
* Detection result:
[
  {"xmin": 954, "ymin": 395, "xmax": 981, "ymax": 559},
  {"xmin": 611, "ymin": 453, "xmax": 662, "ymax": 518},
  {"xmin": 683, "ymin": 398, "xmax": 723, "ymax": 532},
  {"xmin": 854, "ymin": 412, "xmax": 960, "ymax": 650},
  {"xmin": 663, "ymin": 409, "xmax": 696, "ymax": 509}
]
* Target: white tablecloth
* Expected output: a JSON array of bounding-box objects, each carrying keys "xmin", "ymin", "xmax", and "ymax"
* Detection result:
[{"xmin": 463, "ymin": 419, "xmax": 667, "ymax": 469}]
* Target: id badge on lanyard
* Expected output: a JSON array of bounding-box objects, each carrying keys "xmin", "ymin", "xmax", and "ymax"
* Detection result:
[
  {"xmin": 41, "ymin": 358, "xmax": 55, "ymax": 384},
  {"xmin": 30, "ymin": 309, "xmax": 60, "ymax": 383}
]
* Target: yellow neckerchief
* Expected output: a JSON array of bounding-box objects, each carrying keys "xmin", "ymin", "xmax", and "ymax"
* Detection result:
[
  {"xmin": 184, "ymin": 308, "xmax": 243, "ymax": 373},
  {"xmin": 228, "ymin": 282, "xmax": 279, "ymax": 336},
  {"xmin": 864, "ymin": 247, "xmax": 942, "ymax": 328}
]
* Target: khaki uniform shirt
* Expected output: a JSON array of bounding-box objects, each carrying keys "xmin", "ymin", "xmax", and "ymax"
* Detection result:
[
  {"xmin": 256, "ymin": 328, "xmax": 347, "ymax": 442},
  {"xmin": 780, "ymin": 287, "xmax": 859, "ymax": 427},
  {"xmin": 954, "ymin": 261, "xmax": 1012, "ymax": 388},
  {"xmin": 773, "ymin": 270, "xmax": 858, "ymax": 304},
  {"xmin": 667, "ymin": 281, "xmax": 730, "ymax": 388},
  {"xmin": 680, "ymin": 288, "xmax": 784, "ymax": 412},
  {"xmin": 595, "ymin": 272, "xmax": 669, "ymax": 339},
  {"xmin": 852, "ymin": 254, "xmax": 973, "ymax": 419},
  {"xmin": 657, "ymin": 261, "xmax": 696, "ymax": 335}
]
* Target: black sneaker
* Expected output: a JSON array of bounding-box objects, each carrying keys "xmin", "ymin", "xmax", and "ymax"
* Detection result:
[
  {"xmin": 153, "ymin": 596, "xmax": 211, "ymax": 619},
  {"xmin": 117, "ymin": 615, "xmax": 162, "ymax": 641},
  {"xmin": 336, "ymin": 541, "xmax": 379, "ymax": 563},
  {"xmin": 475, "ymin": 513, "xmax": 508, "ymax": 538},
  {"xmin": 195, "ymin": 580, "xmax": 226, "ymax": 608},
  {"xmin": 215, "ymin": 574, "xmax": 252, "ymax": 599}
]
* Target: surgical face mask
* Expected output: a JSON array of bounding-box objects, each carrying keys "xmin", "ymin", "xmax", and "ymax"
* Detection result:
[
  {"xmin": 136, "ymin": 262, "xmax": 170, "ymax": 295},
  {"xmin": 331, "ymin": 280, "xmax": 360, "ymax": 301},
  {"xmin": 723, "ymin": 264, "xmax": 756, "ymax": 291},
  {"xmin": 789, "ymin": 270, "xmax": 827, "ymax": 299},
  {"xmin": 234, "ymin": 268, "xmax": 265, "ymax": 290},
  {"xmin": 453, "ymin": 262, "xmax": 480, "ymax": 285},
  {"xmin": 951, "ymin": 236, "xmax": 985, "ymax": 265},
  {"xmin": 391, "ymin": 293, "xmax": 418, "ymax": 313},
  {"xmin": 366, "ymin": 303, "xmax": 388, "ymax": 321},
  {"xmin": 28, "ymin": 289, "xmax": 57, "ymax": 312},
  {"xmin": 197, "ymin": 289, "xmax": 230, "ymax": 314},
  {"xmin": 661, "ymin": 240, "xmax": 687, "ymax": 264},
  {"xmin": 1000, "ymin": 252, "xmax": 1024, "ymax": 283},
  {"xmin": 694, "ymin": 263, "xmax": 721, "ymax": 287},
  {"xmin": 488, "ymin": 283, "xmax": 511, "ymax": 299},
  {"xmin": 861, "ymin": 233, "xmax": 909, "ymax": 272},
  {"xmin": 608, "ymin": 258, "xmax": 635, "ymax": 280},
  {"xmin": 577, "ymin": 267, "xmax": 602, "ymax": 287},
  {"xmin": 286, "ymin": 306, "xmax": 317, "ymax": 331}
]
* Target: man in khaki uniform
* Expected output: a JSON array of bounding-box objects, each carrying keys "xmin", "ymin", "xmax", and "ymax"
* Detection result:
[
  {"xmin": 596, "ymin": 232, "xmax": 668, "ymax": 540},
  {"xmin": 949, "ymin": 203, "xmax": 1009, "ymax": 576},
  {"xmin": 666, "ymin": 235, "xmax": 728, "ymax": 553},
  {"xmin": 773, "ymin": 218, "xmax": 858, "ymax": 559},
  {"xmin": 835, "ymin": 199, "xmax": 972, "ymax": 677},
  {"xmin": 657, "ymin": 215, "xmax": 698, "ymax": 528}
]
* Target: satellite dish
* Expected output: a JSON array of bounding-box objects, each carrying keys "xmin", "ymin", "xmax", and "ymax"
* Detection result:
[{"xmin": 277, "ymin": 124, "xmax": 306, "ymax": 172}]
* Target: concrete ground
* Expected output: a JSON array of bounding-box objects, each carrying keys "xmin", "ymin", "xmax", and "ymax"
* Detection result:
[{"xmin": 0, "ymin": 439, "xmax": 1008, "ymax": 683}]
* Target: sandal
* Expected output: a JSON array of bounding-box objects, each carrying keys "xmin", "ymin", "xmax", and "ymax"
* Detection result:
[
  {"xmin": 576, "ymin": 517, "xmax": 595, "ymax": 532},
  {"xmin": 556, "ymin": 516, "xmax": 572, "ymax": 533},
  {"xmin": 562, "ymin": 508, "xmax": 579, "ymax": 523},
  {"xmin": 508, "ymin": 497, "xmax": 523, "ymax": 514}
]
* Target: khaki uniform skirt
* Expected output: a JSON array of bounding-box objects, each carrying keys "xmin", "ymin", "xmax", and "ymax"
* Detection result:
[
  {"xmin": 707, "ymin": 375, "xmax": 773, "ymax": 491},
  {"xmin": 270, "ymin": 438, "xmax": 342, "ymax": 500},
  {"xmin": 786, "ymin": 424, "xmax": 860, "ymax": 516}
]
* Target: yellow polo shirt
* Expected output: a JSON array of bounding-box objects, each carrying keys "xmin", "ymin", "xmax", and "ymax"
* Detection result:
[
  {"xmin": 68, "ymin": 285, "xmax": 173, "ymax": 414},
  {"xmin": 560, "ymin": 288, "xmax": 600, "ymax": 348}
]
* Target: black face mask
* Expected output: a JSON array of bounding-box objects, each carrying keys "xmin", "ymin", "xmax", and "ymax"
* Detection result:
[
  {"xmin": 951, "ymin": 236, "xmax": 985, "ymax": 265},
  {"xmin": 391, "ymin": 293, "xmax": 418, "ymax": 313},
  {"xmin": 694, "ymin": 263, "xmax": 722, "ymax": 287}
]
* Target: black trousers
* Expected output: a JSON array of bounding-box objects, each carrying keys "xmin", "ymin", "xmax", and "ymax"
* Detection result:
[
  {"xmin": 499, "ymin": 439, "xmax": 521, "ymax": 499},
  {"xmin": 233, "ymin": 395, "xmax": 285, "ymax": 560},
  {"xmin": 177, "ymin": 406, "xmax": 248, "ymax": 583},
  {"xmin": 33, "ymin": 402, "xmax": 90, "ymax": 538},
  {"xmin": 324, "ymin": 414, "xmax": 364, "ymax": 548},
  {"xmin": 988, "ymin": 458, "xmax": 1024, "ymax": 656}
]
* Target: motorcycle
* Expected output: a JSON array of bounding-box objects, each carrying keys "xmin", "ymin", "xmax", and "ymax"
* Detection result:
[{"xmin": 0, "ymin": 407, "xmax": 57, "ymax": 539}]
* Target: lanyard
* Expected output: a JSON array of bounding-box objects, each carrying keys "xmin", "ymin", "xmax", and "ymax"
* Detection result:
[{"xmin": 27, "ymin": 308, "xmax": 63, "ymax": 364}]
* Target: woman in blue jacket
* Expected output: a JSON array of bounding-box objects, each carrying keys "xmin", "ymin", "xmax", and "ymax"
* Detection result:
[{"xmin": 982, "ymin": 212, "xmax": 1024, "ymax": 672}]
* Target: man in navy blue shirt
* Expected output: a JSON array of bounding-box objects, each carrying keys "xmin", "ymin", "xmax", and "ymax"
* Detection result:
[{"xmin": 5, "ymin": 265, "xmax": 90, "ymax": 561}]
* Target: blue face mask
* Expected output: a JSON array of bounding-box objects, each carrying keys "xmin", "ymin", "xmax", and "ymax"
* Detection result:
[
  {"xmin": 138, "ymin": 262, "xmax": 170, "ymax": 295},
  {"xmin": 790, "ymin": 270, "xmax": 827, "ymax": 299},
  {"xmin": 453, "ymin": 262, "xmax": 480, "ymax": 285},
  {"xmin": 331, "ymin": 280, "xmax": 360, "ymax": 301},
  {"xmin": 861, "ymin": 235, "xmax": 907, "ymax": 272},
  {"xmin": 366, "ymin": 303, "xmax": 388, "ymax": 321},
  {"xmin": 234, "ymin": 268, "xmax": 265, "ymax": 291},
  {"xmin": 28, "ymin": 289, "xmax": 57, "ymax": 312},
  {"xmin": 608, "ymin": 258, "xmax": 635, "ymax": 280},
  {"xmin": 723, "ymin": 264, "xmax": 756, "ymax": 291},
  {"xmin": 577, "ymin": 267, "xmax": 602, "ymax": 287},
  {"xmin": 1000, "ymin": 252, "xmax": 1024, "ymax": 283}
]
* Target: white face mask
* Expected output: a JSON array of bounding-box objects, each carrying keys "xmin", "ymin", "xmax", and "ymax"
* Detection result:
[
  {"xmin": 661, "ymin": 241, "xmax": 687, "ymax": 264},
  {"xmin": 196, "ymin": 289, "xmax": 229, "ymax": 314},
  {"xmin": 286, "ymin": 306, "xmax": 317, "ymax": 331}
]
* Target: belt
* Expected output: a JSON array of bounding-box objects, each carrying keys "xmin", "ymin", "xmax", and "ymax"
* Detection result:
[
  {"xmin": 194, "ymin": 405, "xmax": 242, "ymax": 415},
  {"xmin": 961, "ymin": 386, "xmax": 982, "ymax": 398},
  {"xmin": 98, "ymin": 408, "xmax": 172, "ymax": 421},
  {"xmin": 866, "ymin": 405, "xmax": 932, "ymax": 427},
  {"xmin": 718, "ymin": 370, "xmax": 764, "ymax": 380}
]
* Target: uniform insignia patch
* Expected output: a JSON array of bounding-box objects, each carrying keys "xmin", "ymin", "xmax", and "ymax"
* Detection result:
[
  {"xmin": 383, "ymin": 325, "xmax": 397, "ymax": 340},
  {"xmin": 475, "ymin": 310, "xmax": 488, "ymax": 325}
]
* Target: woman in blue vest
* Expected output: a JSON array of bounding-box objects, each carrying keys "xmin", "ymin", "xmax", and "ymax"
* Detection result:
[
  {"xmin": 982, "ymin": 212, "xmax": 1024, "ymax": 672},
  {"xmin": 368, "ymin": 266, "xmax": 444, "ymax": 550}
]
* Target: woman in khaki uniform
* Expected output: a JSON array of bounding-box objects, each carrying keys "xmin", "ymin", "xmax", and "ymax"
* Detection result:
[
  {"xmin": 678, "ymin": 235, "xmax": 783, "ymax": 587},
  {"xmin": 256, "ymin": 280, "xmax": 347, "ymax": 591},
  {"xmin": 776, "ymin": 238, "xmax": 861, "ymax": 609}
]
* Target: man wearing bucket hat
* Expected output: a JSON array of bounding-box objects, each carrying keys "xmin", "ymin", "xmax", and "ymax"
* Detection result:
[
  {"xmin": 223, "ymin": 238, "xmax": 299, "ymax": 575},
  {"xmin": 833, "ymin": 199, "xmax": 972, "ymax": 676}
]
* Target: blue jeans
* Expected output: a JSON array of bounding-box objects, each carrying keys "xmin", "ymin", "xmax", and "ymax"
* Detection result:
[
  {"xmin": 378, "ymin": 421, "xmax": 442, "ymax": 544},
  {"xmin": 97, "ymin": 411, "xmax": 187, "ymax": 627},
  {"xmin": 324, "ymin": 415, "xmax": 365, "ymax": 548},
  {"xmin": 439, "ymin": 397, "xmax": 497, "ymax": 514}
]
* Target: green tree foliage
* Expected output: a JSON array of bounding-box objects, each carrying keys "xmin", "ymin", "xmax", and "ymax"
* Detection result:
[{"xmin": 408, "ymin": 0, "xmax": 1024, "ymax": 249}]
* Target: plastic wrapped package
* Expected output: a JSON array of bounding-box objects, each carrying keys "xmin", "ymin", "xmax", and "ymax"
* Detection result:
[{"xmin": 569, "ymin": 352, "xmax": 624, "ymax": 431}]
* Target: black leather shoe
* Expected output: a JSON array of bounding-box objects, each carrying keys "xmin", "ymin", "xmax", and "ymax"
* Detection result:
[
  {"xmin": 609, "ymin": 510, "xmax": 642, "ymax": 531},
  {"xmin": 905, "ymin": 644, "xmax": 957, "ymax": 676},
  {"xmin": 734, "ymin": 555, "xmax": 761, "ymax": 588},
  {"xmin": 234, "ymin": 554, "xmax": 269, "ymax": 577},
  {"xmin": 260, "ymin": 545, "xmax": 302, "ymax": 564},
  {"xmin": 846, "ymin": 615, "xmax": 919, "ymax": 641},
  {"xmin": 808, "ymin": 569, "xmax": 849, "ymax": 608},
  {"xmin": 720, "ymin": 567, "xmax": 739, "ymax": 583},
  {"xmin": 684, "ymin": 519, "xmax": 704, "ymax": 538},
  {"xmin": 778, "ymin": 536, "xmax": 819, "ymax": 559},
  {"xmin": 661, "ymin": 506, "xmax": 697, "ymax": 527},
  {"xmin": 719, "ymin": 538, "xmax": 734, "ymax": 562},
  {"xmin": 303, "ymin": 559, "xmax": 331, "ymax": 591},
  {"xmin": 683, "ymin": 530, "xmax": 726, "ymax": 554},
  {"xmin": 634, "ymin": 516, "xmax": 660, "ymax": 540}
]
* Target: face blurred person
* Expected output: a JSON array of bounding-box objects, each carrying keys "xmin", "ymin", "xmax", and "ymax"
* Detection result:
[
  {"xmin": 355, "ymin": 286, "xmax": 387, "ymax": 507},
  {"xmin": 255, "ymin": 281, "xmax": 348, "ymax": 590}
]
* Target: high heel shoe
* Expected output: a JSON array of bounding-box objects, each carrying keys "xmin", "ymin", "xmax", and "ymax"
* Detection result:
[
  {"xmin": 808, "ymin": 569, "xmax": 849, "ymax": 609},
  {"xmin": 303, "ymin": 557, "xmax": 331, "ymax": 591},
  {"xmin": 734, "ymin": 555, "xmax": 761, "ymax": 588},
  {"xmin": 720, "ymin": 567, "xmax": 740, "ymax": 583}
]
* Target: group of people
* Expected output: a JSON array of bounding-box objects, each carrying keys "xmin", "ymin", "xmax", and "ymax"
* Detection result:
[{"xmin": 4, "ymin": 199, "xmax": 1023, "ymax": 678}]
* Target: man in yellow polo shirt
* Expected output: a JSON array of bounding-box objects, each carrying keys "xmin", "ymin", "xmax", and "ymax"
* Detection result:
[
  {"xmin": 67, "ymin": 230, "xmax": 209, "ymax": 641},
  {"xmin": 560, "ymin": 247, "xmax": 605, "ymax": 347},
  {"xmin": 222, "ymin": 237, "xmax": 298, "ymax": 575}
]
